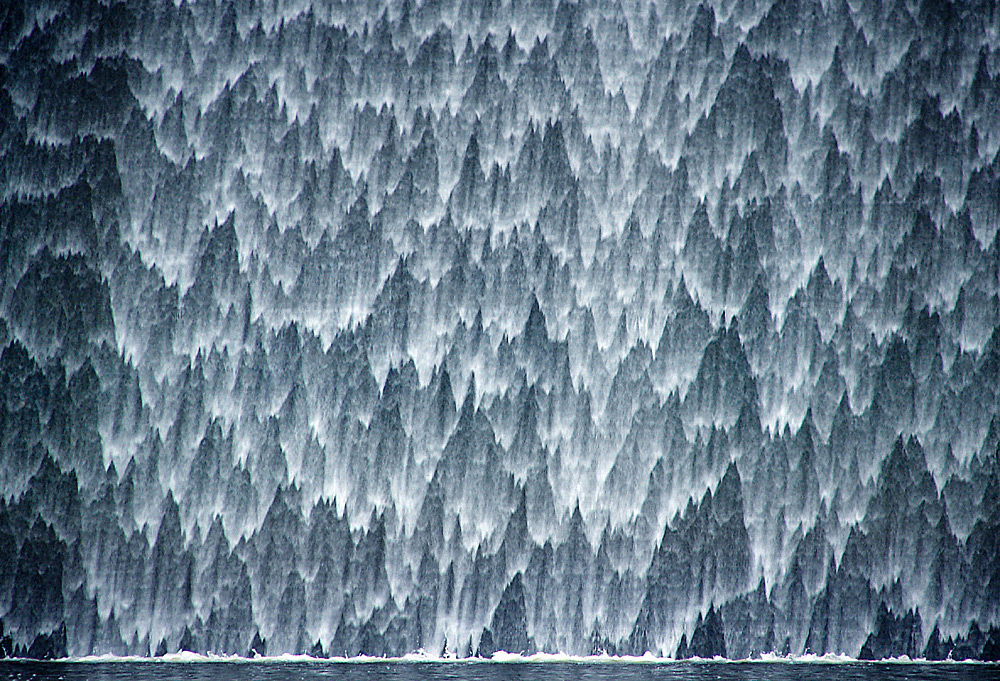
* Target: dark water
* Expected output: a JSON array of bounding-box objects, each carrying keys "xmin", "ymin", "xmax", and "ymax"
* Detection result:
[{"xmin": 2, "ymin": 661, "xmax": 999, "ymax": 681}]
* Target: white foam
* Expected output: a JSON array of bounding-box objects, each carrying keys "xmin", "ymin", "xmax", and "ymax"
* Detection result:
[{"xmin": 51, "ymin": 651, "xmax": 998, "ymax": 664}]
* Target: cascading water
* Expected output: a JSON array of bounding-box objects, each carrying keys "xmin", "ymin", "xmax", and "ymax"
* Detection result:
[{"xmin": 0, "ymin": 0, "xmax": 999, "ymax": 662}]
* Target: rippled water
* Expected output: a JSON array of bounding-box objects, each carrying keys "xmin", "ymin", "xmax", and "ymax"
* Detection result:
[{"xmin": 2, "ymin": 661, "xmax": 999, "ymax": 681}]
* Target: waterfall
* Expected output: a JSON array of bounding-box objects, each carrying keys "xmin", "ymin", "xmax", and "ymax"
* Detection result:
[{"xmin": 0, "ymin": 0, "xmax": 998, "ymax": 661}]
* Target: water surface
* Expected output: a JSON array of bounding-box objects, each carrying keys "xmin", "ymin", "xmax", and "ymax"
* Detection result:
[{"xmin": 2, "ymin": 661, "xmax": 999, "ymax": 681}]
